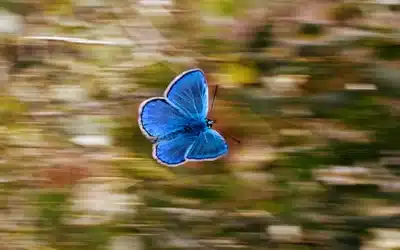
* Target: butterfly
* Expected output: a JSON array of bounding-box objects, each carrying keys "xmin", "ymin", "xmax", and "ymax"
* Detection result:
[{"xmin": 138, "ymin": 68, "xmax": 228, "ymax": 167}]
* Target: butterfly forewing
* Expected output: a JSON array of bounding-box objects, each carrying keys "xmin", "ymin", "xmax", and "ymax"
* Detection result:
[
  {"xmin": 139, "ymin": 98, "xmax": 191, "ymax": 139},
  {"xmin": 165, "ymin": 69, "xmax": 208, "ymax": 121}
]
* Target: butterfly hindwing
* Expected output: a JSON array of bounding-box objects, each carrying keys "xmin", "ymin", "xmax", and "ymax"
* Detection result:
[
  {"xmin": 138, "ymin": 97, "xmax": 190, "ymax": 139},
  {"xmin": 186, "ymin": 129, "xmax": 228, "ymax": 161},
  {"xmin": 165, "ymin": 69, "xmax": 208, "ymax": 120},
  {"xmin": 153, "ymin": 133, "xmax": 197, "ymax": 166}
]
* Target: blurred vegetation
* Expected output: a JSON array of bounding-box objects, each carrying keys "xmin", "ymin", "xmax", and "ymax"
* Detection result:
[
  {"xmin": 331, "ymin": 3, "xmax": 363, "ymax": 25},
  {"xmin": 0, "ymin": 0, "xmax": 399, "ymax": 250}
]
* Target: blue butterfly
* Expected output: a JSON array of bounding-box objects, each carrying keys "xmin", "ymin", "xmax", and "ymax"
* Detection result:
[{"xmin": 138, "ymin": 68, "xmax": 228, "ymax": 167}]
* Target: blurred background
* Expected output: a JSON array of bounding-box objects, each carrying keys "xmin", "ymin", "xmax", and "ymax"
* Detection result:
[{"xmin": 0, "ymin": 0, "xmax": 399, "ymax": 249}]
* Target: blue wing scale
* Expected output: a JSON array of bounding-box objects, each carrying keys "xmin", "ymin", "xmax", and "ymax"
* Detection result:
[
  {"xmin": 153, "ymin": 134, "xmax": 197, "ymax": 166},
  {"xmin": 186, "ymin": 129, "xmax": 228, "ymax": 161},
  {"xmin": 165, "ymin": 69, "xmax": 208, "ymax": 120},
  {"xmin": 139, "ymin": 98, "xmax": 190, "ymax": 139}
]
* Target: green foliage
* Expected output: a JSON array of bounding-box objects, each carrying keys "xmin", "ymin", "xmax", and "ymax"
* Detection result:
[
  {"xmin": 36, "ymin": 190, "xmax": 70, "ymax": 247},
  {"xmin": 389, "ymin": 4, "xmax": 400, "ymax": 12},
  {"xmin": 41, "ymin": 0, "xmax": 73, "ymax": 15},
  {"xmin": 144, "ymin": 192, "xmax": 180, "ymax": 207},
  {"xmin": 276, "ymin": 151, "xmax": 330, "ymax": 181},
  {"xmin": 298, "ymin": 23, "xmax": 324, "ymax": 37},
  {"xmin": 297, "ymin": 44, "xmax": 339, "ymax": 58},
  {"xmin": 202, "ymin": 0, "xmax": 247, "ymax": 16},
  {"xmin": 333, "ymin": 97, "xmax": 400, "ymax": 150},
  {"xmin": 331, "ymin": 3, "xmax": 363, "ymax": 23},
  {"xmin": 248, "ymin": 24, "xmax": 274, "ymax": 52},
  {"xmin": 112, "ymin": 115, "xmax": 153, "ymax": 158},
  {"xmin": 374, "ymin": 40, "xmax": 400, "ymax": 60},
  {"xmin": 115, "ymin": 158, "xmax": 176, "ymax": 181},
  {"xmin": 129, "ymin": 62, "xmax": 184, "ymax": 89},
  {"xmin": 61, "ymin": 225, "xmax": 112, "ymax": 250},
  {"xmin": 0, "ymin": 1, "xmax": 37, "ymax": 15},
  {"xmin": 37, "ymin": 191, "xmax": 69, "ymax": 229},
  {"xmin": 166, "ymin": 176, "xmax": 239, "ymax": 204},
  {"xmin": 197, "ymin": 37, "xmax": 233, "ymax": 55},
  {"xmin": 0, "ymin": 96, "xmax": 27, "ymax": 125},
  {"xmin": 328, "ymin": 140, "xmax": 379, "ymax": 165},
  {"xmin": 88, "ymin": 80, "xmax": 110, "ymax": 100},
  {"xmin": 175, "ymin": 185, "xmax": 225, "ymax": 201},
  {"xmin": 218, "ymin": 62, "xmax": 261, "ymax": 86},
  {"xmin": 368, "ymin": 65, "xmax": 400, "ymax": 97}
]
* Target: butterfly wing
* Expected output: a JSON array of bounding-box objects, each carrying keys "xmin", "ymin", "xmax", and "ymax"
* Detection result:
[
  {"xmin": 185, "ymin": 129, "xmax": 228, "ymax": 161},
  {"xmin": 164, "ymin": 69, "xmax": 208, "ymax": 120},
  {"xmin": 138, "ymin": 97, "xmax": 190, "ymax": 139},
  {"xmin": 153, "ymin": 133, "xmax": 197, "ymax": 166}
]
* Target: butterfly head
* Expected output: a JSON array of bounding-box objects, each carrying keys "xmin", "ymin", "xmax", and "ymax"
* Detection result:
[{"xmin": 206, "ymin": 118, "xmax": 215, "ymax": 128}]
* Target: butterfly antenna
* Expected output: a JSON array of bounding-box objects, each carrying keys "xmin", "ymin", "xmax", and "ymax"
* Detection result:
[
  {"xmin": 221, "ymin": 132, "xmax": 241, "ymax": 144},
  {"xmin": 227, "ymin": 134, "xmax": 241, "ymax": 144},
  {"xmin": 210, "ymin": 84, "xmax": 219, "ymax": 114},
  {"xmin": 209, "ymin": 85, "xmax": 240, "ymax": 144}
]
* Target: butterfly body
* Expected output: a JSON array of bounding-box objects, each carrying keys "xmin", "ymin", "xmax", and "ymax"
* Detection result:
[
  {"xmin": 138, "ymin": 69, "xmax": 228, "ymax": 167},
  {"xmin": 154, "ymin": 119, "xmax": 208, "ymax": 143}
]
